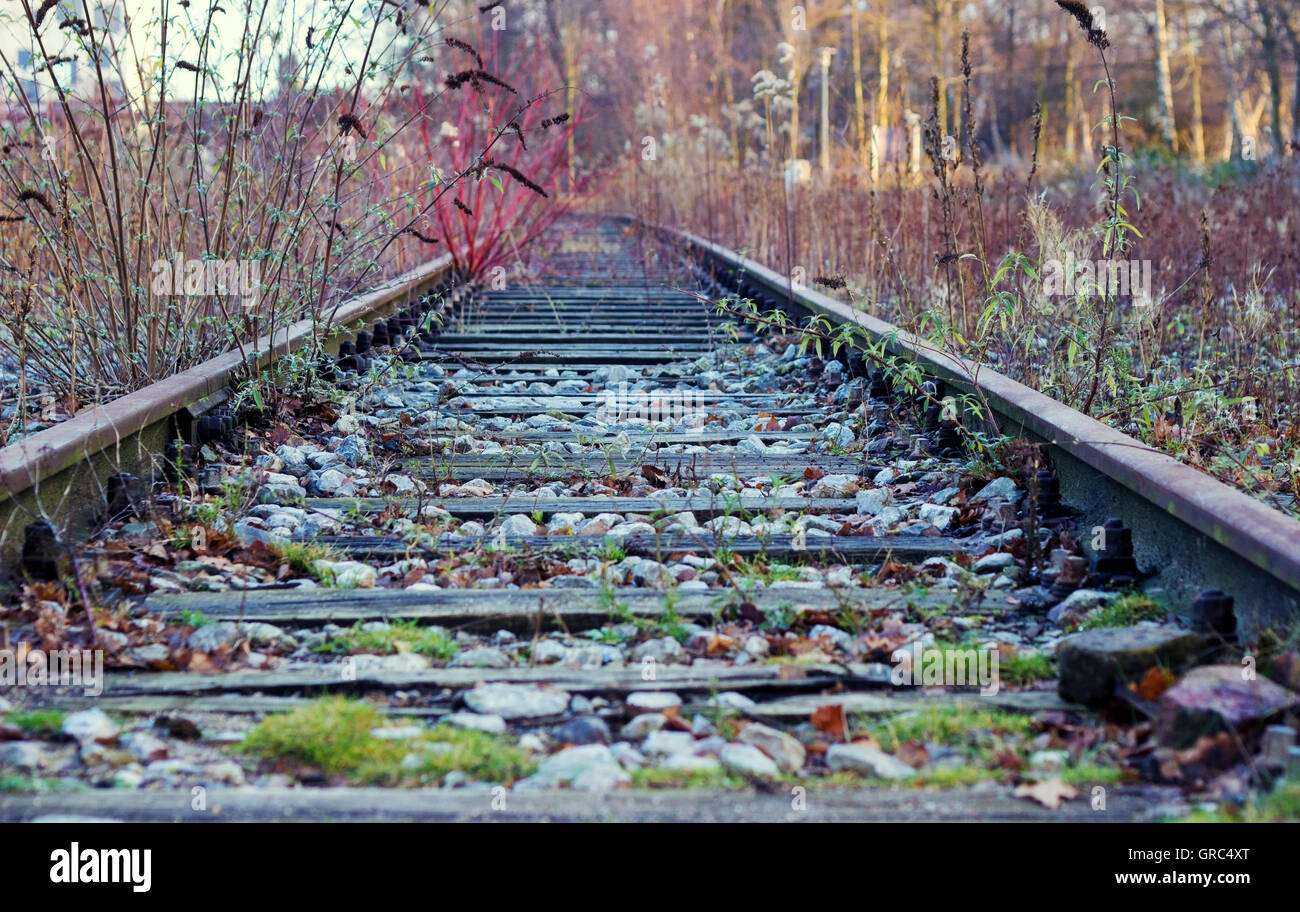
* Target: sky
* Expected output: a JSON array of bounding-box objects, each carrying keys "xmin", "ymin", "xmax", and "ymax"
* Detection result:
[{"xmin": 0, "ymin": 0, "xmax": 415, "ymax": 105}]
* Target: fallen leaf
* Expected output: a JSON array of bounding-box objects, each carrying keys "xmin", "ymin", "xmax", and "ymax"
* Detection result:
[
  {"xmin": 896, "ymin": 741, "xmax": 930, "ymax": 769},
  {"xmin": 1014, "ymin": 778, "xmax": 1079, "ymax": 809},
  {"xmin": 1133, "ymin": 666, "xmax": 1178, "ymax": 701},
  {"xmin": 810, "ymin": 704, "xmax": 846, "ymax": 739}
]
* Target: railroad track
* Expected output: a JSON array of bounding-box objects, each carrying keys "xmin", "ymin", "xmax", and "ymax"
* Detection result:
[{"xmin": 2, "ymin": 216, "xmax": 1297, "ymax": 823}]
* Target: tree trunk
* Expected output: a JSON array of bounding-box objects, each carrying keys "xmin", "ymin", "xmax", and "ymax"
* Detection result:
[
  {"xmin": 1257, "ymin": 0, "xmax": 1286, "ymax": 155},
  {"xmin": 851, "ymin": 0, "xmax": 868, "ymax": 169},
  {"xmin": 1154, "ymin": 0, "xmax": 1178, "ymax": 150},
  {"xmin": 1277, "ymin": 3, "xmax": 1300, "ymax": 150},
  {"xmin": 1063, "ymin": 29, "xmax": 1076, "ymax": 157},
  {"xmin": 1220, "ymin": 20, "xmax": 1244, "ymax": 160},
  {"xmin": 1187, "ymin": 18, "xmax": 1206, "ymax": 163},
  {"xmin": 872, "ymin": 1, "xmax": 890, "ymax": 182},
  {"xmin": 930, "ymin": 1, "xmax": 947, "ymax": 138},
  {"xmin": 788, "ymin": 42, "xmax": 800, "ymax": 161}
]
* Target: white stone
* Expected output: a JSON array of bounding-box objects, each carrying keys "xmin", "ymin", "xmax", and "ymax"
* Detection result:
[
  {"xmin": 971, "ymin": 477, "xmax": 1021, "ymax": 503},
  {"xmin": 972, "ymin": 552, "xmax": 1016, "ymax": 573},
  {"xmin": 719, "ymin": 743, "xmax": 780, "ymax": 778},
  {"xmin": 442, "ymin": 712, "xmax": 508, "ymax": 735},
  {"xmin": 518, "ymin": 744, "xmax": 631, "ymax": 791},
  {"xmin": 918, "ymin": 503, "xmax": 960, "ymax": 531},
  {"xmin": 463, "ymin": 683, "xmax": 569, "ymax": 720},
  {"xmin": 855, "ymin": 488, "xmax": 893, "ymax": 515},
  {"xmin": 737, "ymin": 722, "xmax": 806, "ymax": 772},
  {"xmin": 642, "ymin": 730, "xmax": 696, "ymax": 756},
  {"xmin": 826, "ymin": 743, "xmax": 915, "ymax": 779},
  {"xmin": 626, "ymin": 692, "xmax": 682, "ymax": 713},
  {"xmin": 61, "ymin": 709, "xmax": 117, "ymax": 742}
]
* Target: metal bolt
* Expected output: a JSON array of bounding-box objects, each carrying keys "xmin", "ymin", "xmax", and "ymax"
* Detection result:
[
  {"xmin": 933, "ymin": 419, "xmax": 962, "ymax": 456},
  {"xmin": 106, "ymin": 473, "xmax": 146, "ymax": 520},
  {"xmin": 355, "ymin": 331, "xmax": 372, "ymax": 355},
  {"xmin": 371, "ymin": 321, "xmax": 390, "ymax": 347},
  {"xmin": 1191, "ymin": 588, "xmax": 1236, "ymax": 637},
  {"xmin": 1092, "ymin": 517, "xmax": 1140, "ymax": 582},
  {"xmin": 1035, "ymin": 469, "xmax": 1066, "ymax": 518},
  {"xmin": 21, "ymin": 520, "xmax": 61, "ymax": 582},
  {"xmin": 846, "ymin": 352, "xmax": 868, "ymax": 379},
  {"xmin": 1048, "ymin": 555, "xmax": 1089, "ymax": 600},
  {"xmin": 164, "ymin": 439, "xmax": 194, "ymax": 480},
  {"xmin": 196, "ymin": 414, "xmax": 226, "ymax": 445},
  {"xmin": 868, "ymin": 369, "xmax": 893, "ymax": 401},
  {"xmin": 337, "ymin": 340, "xmax": 361, "ymax": 372}
]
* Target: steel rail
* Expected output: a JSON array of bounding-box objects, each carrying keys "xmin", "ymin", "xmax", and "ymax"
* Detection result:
[
  {"xmin": 646, "ymin": 220, "xmax": 1300, "ymax": 634},
  {"xmin": 0, "ymin": 255, "xmax": 456, "ymax": 575}
]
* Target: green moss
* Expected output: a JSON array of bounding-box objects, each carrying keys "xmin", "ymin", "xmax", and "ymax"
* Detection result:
[
  {"xmin": 270, "ymin": 541, "xmax": 341, "ymax": 578},
  {"xmin": 236, "ymin": 697, "xmax": 534, "ymax": 785},
  {"xmin": 179, "ymin": 608, "xmax": 210, "ymax": 629},
  {"xmin": 1059, "ymin": 763, "xmax": 1123, "ymax": 786},
  {"xmin": 1177, "ymin": 782, "xmax": 1300, "ymax": 822},
  {"xmin": 862, "ymin": 705, "xmax": 1035, "ymax": 753},
  {"xmin": 312, "ymin": 620, "xmax": 459, "ymax": 661},
  {"xmin": 629, "ymin": 767, "xmax": 743, "ymax": 790},
  {"xmin": 999, "ymin": 652, "xmax": 1056, "ymax": 684},
  {"xmin": 1076, "ymin": 594, "xmax": 1168, "ymax": 631},
  {"xmin": 4, "ymin": 709, "xmax": 65, "ymax": 736},
  {"xmin": 0, "ymin": 775, "xmax": 80, "ymax": 794},
  {"xmin": 375, "ymin": 725, "xmax": 536, "ymax": 787},
  {"xmin": 909, "ymin": 765, "xmax": 1004, "ymax": 787}
]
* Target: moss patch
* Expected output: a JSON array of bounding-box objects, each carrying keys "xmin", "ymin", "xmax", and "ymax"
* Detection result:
[
  {"xmin": 1076, "ymin": 594, "xmax": 1168, "ymax": 631},
  {"xmin": 4, "ymin": 709, "xmax": 65, "ymax": 736},
  {"xmin": 312, "ymin": 620, "xmax": 459, "ymax": 661},
  {"xmin": 236, "ymin": 697, "xmax": 534, "ymax": 785},
  {"xmin": 862, "ymin": 706, "xmax": 1035, "ymax": 753},
  {"xmin": 999, "ymin": 651, "xmax": 1055, "ymax": 684},
  {"xmin": 1177, "ymin": 782, "xmax": 1300, "ymax": 822}
]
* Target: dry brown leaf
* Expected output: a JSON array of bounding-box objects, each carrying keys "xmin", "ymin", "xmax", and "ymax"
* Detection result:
[
  {"xmin": 1133, "ymin": 666, "xmax": 1178, "ymax": 701},
  {"xmin": 1014, "ymin": 778, "xmax": 1079, "ymax": 809},
  {"xmin": 896, "ymin": 741, "xmax": 930, "ymax": 769},
  {"xmin": 810, "ymin": 704, "xmax": 846, "ymax": 739}
]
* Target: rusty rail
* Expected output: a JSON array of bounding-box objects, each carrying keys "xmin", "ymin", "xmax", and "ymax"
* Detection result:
[
  {"xmin": 0, "ymin": 255, "xmax": 456, "ymax": 576},
  {"xmin": 647, "ymin": 220, "xmax": 1300, "ymax": 634}
]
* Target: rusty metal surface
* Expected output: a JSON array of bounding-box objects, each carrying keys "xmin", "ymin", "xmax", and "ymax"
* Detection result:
[
  {"xmin": 654, "ymin": 222, "xmax": 1300, "ymax": 597},
  {"xmin": 0, "ymin": 256, "xmax": 454, "ymax": 575}
]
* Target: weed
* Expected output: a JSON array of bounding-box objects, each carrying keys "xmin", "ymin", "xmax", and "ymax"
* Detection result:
[
  {"xmin": 179, "ymin": 609, "xmax": 210, "ymax": 630},
  {"xmin": 313, "ymin": 621, "xmax": 459, "ymax": 661},
  {"xmin": 236, "ymin": 697, "xmax": 534, "ymax": 786},
  {"xmin": 863, "ymin": 705, "xmax": 1035, "ymax": 753},
  {"xmin": 1177, "ymin": 782, "xmax": 1300, "ymax": 823},
  {"xmin": 629, "ymin": 767, "xmax": 742, "ymax": 790},
  {"xmin": 1075, "ymin": 594, "xmax": 1168, "ymax": 631},
  {"xmin": 270, "ymin": 541, "xmax": 340, "ymax": 579},
  {"xmin": 3, "ymin": 709, "xmax": 65, "ymax": 736},
  {"xmin": 998, "ymin": 652, "xmax": 1056, "ymax": 685}
]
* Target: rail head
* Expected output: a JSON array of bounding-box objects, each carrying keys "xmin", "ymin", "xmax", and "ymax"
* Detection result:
[
  {"xmin": 643, "ymin": 220, "xmax": 1300, "ymax": 598},
  {"xmin": 0, "ymin": 255, "xmax": 455, "ymax": 508}
]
